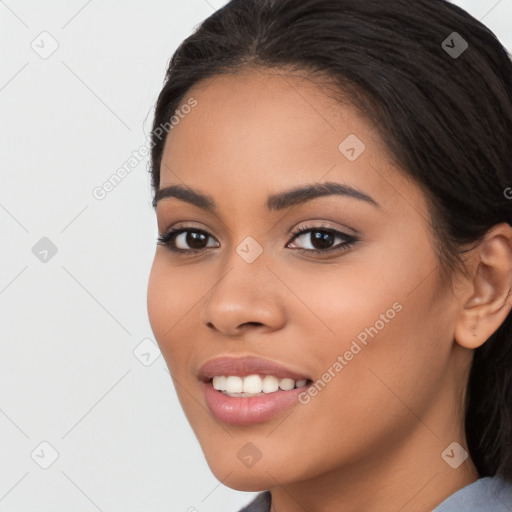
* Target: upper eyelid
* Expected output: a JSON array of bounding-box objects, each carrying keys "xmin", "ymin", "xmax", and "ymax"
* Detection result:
[{"xmin": 291, "ymin": 221, "xmax": 357, "ymax": 235}]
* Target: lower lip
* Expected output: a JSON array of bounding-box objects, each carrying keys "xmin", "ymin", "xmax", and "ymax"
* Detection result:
[{"xmin": 203, "ymin": 380, "xmax": 309, "ymax": 426}]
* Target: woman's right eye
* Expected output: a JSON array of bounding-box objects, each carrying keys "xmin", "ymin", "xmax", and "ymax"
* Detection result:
[{"xmin": 157, "ymin": 227, "xmax": 220, "ymax": 254}]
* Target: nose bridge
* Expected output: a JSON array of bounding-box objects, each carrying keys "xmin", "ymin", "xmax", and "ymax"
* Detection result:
[{"xmin": 216, "ymin": 233, "xmax": 270, "ymax": 300}]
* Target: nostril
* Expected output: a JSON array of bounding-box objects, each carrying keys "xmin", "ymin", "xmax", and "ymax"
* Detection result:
[{"xmin": 242, "ymin": 322, "xmax": 263, "ymax": 327}]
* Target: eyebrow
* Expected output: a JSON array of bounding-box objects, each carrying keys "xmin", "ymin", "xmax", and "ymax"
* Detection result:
[{"xmin": 153, "ymin": 181, "xmax": 380, "ymax": 211}]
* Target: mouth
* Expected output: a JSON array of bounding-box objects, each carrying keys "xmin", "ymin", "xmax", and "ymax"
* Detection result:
[{"xmin": 198, "ymin": 355, "xmax": 314, "ymax": 425}]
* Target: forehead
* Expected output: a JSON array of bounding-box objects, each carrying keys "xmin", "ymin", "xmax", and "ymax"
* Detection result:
[
  {"xmin": 166, "ymin": 68, "xmax": 376, "ymax": 151},
  {"xmin": 165, "ymin": 70, "xmax": 373, "ymax": 169}
]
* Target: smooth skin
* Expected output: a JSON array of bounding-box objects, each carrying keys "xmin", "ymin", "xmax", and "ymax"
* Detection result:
[{"xmin": 147, "ymin": 67, "xmax": 512, "ymax": 512}]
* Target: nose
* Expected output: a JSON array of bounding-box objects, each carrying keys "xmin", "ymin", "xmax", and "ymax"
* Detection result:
[{"xmin": 200, "ymin": 255, "xmax": 287, "ymax": 337}]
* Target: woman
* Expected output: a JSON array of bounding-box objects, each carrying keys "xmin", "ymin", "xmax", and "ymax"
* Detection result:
[{"xmin": 146, "ymin": 0, "xmax": 512, "ymax": 510}]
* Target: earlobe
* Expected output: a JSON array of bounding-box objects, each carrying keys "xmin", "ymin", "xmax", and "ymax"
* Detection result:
[{"xmin": 454, "ymin": 223, "xmax": 512, "ymax": 350}]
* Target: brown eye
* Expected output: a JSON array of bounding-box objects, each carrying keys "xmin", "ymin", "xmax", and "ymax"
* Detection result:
[
  {"xmin": 179, "ymin": 230, "xmax": 208, "ymax": 250},
  {"xmin": 157, "ymin": 228, "xmax": 219, "ymax": 253},
  {"xmin": 301, "ymin": 230, "xmax": 336, "ymax": 250},
  {"xmin": 287, "ymin": 226, "xmax": 358, "ymax": 255}
]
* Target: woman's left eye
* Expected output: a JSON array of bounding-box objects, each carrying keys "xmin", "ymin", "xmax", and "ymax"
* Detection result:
[
  {"xmin": 157, "ymin": 225, "xmax": 358, "ymax": 256},
  {"xmin": 286, "ymin": 226, "xmax": 358, "ymax": 255}
]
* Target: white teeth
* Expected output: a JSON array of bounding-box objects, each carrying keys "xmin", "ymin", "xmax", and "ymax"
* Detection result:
[
  {"xmin": 225, "ymin": 375, "xmax": 243, "ymax": 393},
  {"xmin": 212, "ymin": 375, "xmax": 226, "ymax": 390},
  {"xmin": 211, "ymin": 374, "xmax": 308, "ymax": 396},
  {"xmin": 262, "ymin": 375, "xmax": 279, "ymax": 393},
  {"xmin": 279, "ymin": 378, "xmax": 295, "ymax": 391},
  {"xmin": 242, "ymin": 374, "xmax": 263, "ymax": 394}
]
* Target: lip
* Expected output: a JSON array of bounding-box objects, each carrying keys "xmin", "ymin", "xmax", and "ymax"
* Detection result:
[
  {"xmin": 198, "ymin": 355, "xmax": 312, "ymax": 426},
  {"xmin": 197, "ymin": 355, "xmax": 311, "ymax": 382}
]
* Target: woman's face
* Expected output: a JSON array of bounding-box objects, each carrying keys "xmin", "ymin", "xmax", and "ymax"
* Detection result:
[{"xmin": 147, "ymin": 68, "xmax": 471, "ymax": 491}]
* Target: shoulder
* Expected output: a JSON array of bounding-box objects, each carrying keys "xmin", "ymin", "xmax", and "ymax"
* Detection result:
[
  {"xmin": 234, "ymin": 476, "xmax": 512, "ymax": 512},
  {"xmin": 433, "ymin": 475, "xmax": 512, "ymax": 511},
  {"xmin": 237, "ymin": 491, "xmax": 271, "ymax": 512}
]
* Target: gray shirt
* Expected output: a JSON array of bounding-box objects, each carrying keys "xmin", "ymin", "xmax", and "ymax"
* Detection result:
[{"xmin": 237, "ymin": 475, "xmax": 512, "ymax": 511}]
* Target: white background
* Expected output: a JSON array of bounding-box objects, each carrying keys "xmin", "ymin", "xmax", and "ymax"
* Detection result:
[{"xmin": 1, "ymin": 1, "xmax": 511, "ymax": 510}]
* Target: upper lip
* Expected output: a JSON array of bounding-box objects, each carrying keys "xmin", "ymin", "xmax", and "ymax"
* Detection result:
[{"xmin": 197, "ymin": 355, "xmax": 311, "ymax": 382}]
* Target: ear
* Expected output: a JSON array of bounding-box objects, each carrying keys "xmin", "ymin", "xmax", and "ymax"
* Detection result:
[{"xmin": 454, "ymin": 222, "xmax": 512, "ymax": 350}]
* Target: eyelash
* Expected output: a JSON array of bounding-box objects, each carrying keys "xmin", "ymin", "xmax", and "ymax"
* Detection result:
[{"xmin": 156, "ymin": 223, "xmax": 358, "ymax": 257}]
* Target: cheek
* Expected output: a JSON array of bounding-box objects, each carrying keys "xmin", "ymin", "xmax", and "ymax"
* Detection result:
[
  {"xmin": 147, "ymin": 257, "xmax": 169, "ymax": 340},
  {"xmin": 146, "ymin": 256, "xmax": 193, "ymax": 371},
  {"xmin": 282, "ymin": 249, "xmax": 450, "ymax": 420}
]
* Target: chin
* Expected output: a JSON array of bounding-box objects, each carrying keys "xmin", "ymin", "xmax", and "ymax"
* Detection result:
[
  {"xmin": 204, "ymin": 445, "xmax": 310, "ymax": 492},
  {"xmin": 210, "ymin": 467, "xmax": 273, "ymax": 493}
]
